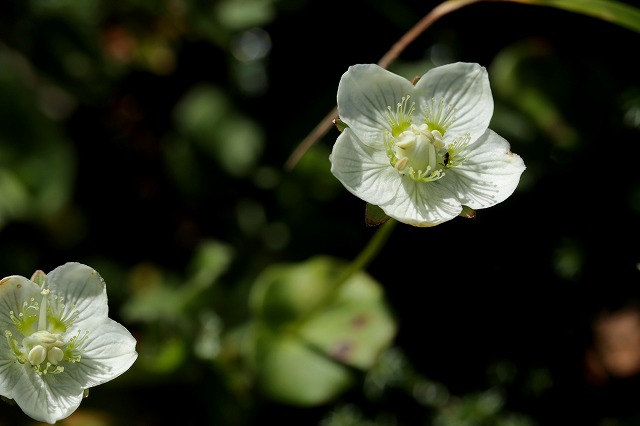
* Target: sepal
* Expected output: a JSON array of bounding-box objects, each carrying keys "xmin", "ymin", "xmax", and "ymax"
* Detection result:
[
  {"xmin": 458, "ymin": 205, "xmax": 476, "ymax": 219},
  {"xmin": 365, "ymin": 203, "xmax": 390, "ymax": 227},
  {"xmin": 333, "ymin": 118, "xmax": 348, "ymax": 133}
]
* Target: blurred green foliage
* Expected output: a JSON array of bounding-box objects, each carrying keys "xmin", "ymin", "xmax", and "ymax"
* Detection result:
[{"xmin": 0, "ymin": 0, "xmax": 640, "ymax": 425}]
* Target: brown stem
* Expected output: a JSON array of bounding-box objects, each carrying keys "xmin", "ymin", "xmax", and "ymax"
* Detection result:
[
  {"xmin": 284, "ymin": 0, "xmax": 486, "ymax": 171},
  {"xmin": 377, "ymin": 0, "xmax": 484, "ymax": 68}
]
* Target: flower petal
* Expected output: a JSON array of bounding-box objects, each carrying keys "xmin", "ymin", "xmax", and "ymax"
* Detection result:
[
  {"xmin": 330, "ymin": 129, "xmax": 401, "ymax": 206},
  {"xmin": 330, "ymin": 129, "xmax": 464, "ymax": 227},
  {"xmin": 337, "ymin": 64, "xmax": 414, "ymax": 146},
  {"xmin": 0, "ymin": 275, "xmax": 41, "ymax": 331},
  {"xmin": 378, "ymin": 179, "xmax": 462, "ymax": 227},
  {"xmin": 46, "ymin": 263, "xmax": 108, "ymax": 329},
  {"xmin": 64, "ymin": 319, "xmax": 137, "ymax": 388},
  {"xmin": 10, "ymin": 365, "xmax": 83, "ymax": 424},
  {"xmin": 0, "ymin": 276, "xmax": 42, "ymax": 398},
  {"xmin": 0, "ymin": 356, "xmax": 23, "ymax": 400},
  {"xmin": 445, "ymin": 129, "xmax": 526, "ymax": 209},
  {"xmin": 414, "ymin": 62, "xmax": 493, "ymax": 142}
]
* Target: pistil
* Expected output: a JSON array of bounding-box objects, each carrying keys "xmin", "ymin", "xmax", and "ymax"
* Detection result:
[{"xmin": 388, "ymin": 123, "xmax": 446, "ymax": 182}]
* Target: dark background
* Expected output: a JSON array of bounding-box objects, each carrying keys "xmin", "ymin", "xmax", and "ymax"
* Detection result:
[{"xmin": 0, "ymin": 0, "xmax": 639, "ymax": 425}]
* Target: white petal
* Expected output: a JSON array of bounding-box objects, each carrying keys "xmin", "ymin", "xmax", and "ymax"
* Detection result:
[
  {"xmin": 12, "ymin": 365, "xmax": 83, "ymax": 424},
  {"xmin": 46, "ymin": 263, "xmax": 109, "ymax": 329},
  {"xmin": 0, "ymin": 358, "xmax": 23, "ymax": 400},
  {"xmin": 378, "ymin": 179, "xmax": 462, "ymax": 227},
  {"xmin": 64, "ymin": 319, "xmax": 137, "ymax": 388},
  {"xmin": 0, "ymin": 275, "xmax": 41, "ymax": 330},
  {"xmin": 337, "ymin": 64, "xmax": 415, "ymax": 147},
  {"xmin": 0, "ymin": 277, "xmax": 41, "ymax": 399},
  {"xmin": 414, "ymin": 62, "xmax": 493, "ymax": 142},
  {"xmin": 445, "ymin": 129, "xmax": 526, "ymax": 209},
  {"xmin": 330, "ymin": 129, "xmax": 401, "ymax": 206}
]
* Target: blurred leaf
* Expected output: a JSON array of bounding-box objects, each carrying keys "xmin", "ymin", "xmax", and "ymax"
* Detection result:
[
  {"xmin": 298, "ymin": 298, "xmax": 396, "ymax": 370},
  {"xmin": 552, "ymin": 237, "xmax": 585, "ymax": 280},
  {"xmin": 0, "ymin": 49, "xmax": 75, "ymax": 229},
  {"xmin": 248, "ymin": 256, "xmax": 397, "ymax": 404},
  {"xmin": 173, "ymin": 85, "xmax": 229, "ymax": 139},
  {"xmin": 122, "ymin": 240, "xmax": 233, "ymax": 323},
  {"xmin": 29, "ymin": 0, "xmax": 100, "ymax": 23},
  {"xmin": 489, "ymin": 39, "xmax": 579, "ymax": 150},
  {"xmin": 186, "ymin": 239, "xmax": 235, "ymax": 293},
  {"xmin": 214, "ymin": 114, "xmax": 264, "ymax": 177},
  {"xmin": 0, "ymin": 170, "xmax": 30, "ymax": 225},
  {"xmin": 215, "ymin": 0, "xmax": 276, "ymax": 30},
  {"xmin": 319, "ymin": 404, "xmax": 368, "ymax": 426},
  {"xmin": 138, "ymin": 336, "xmax": 188, "ymax": 374},
  {"xmin": 253, "ymin": 325, "xmax": 353, "ymax": 406},
  {"xmin": 194, "ymin": 310, "xmax": 223, "ymax": 360},
  {"xmin": 170, "ymin": 84, "xmax": 264, "ymax": 178},
  {"xmin": 511, "ymin": 0, "xmax": 640, "ymax": 34},
  {"xmin": 250, "ymin": 256, "xmax": 335, "ymax": 325},
  {"xmin": 121, "ymin": 263, "xmax": 177, "ymax": 323}
]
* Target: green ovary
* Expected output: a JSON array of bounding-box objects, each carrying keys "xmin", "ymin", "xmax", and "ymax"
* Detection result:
[
  {"xmin": 23, "ymin": 331, "xmax": 65, "ymax": 366},
  {"xmin": 389, "ymin": 124, "xmax": 446, "ymax": 182}
]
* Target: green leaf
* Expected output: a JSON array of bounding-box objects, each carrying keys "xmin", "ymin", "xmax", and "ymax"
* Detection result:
[
  {"xmin": 298, "ymin": 300, "xmax": 397, "ymax": 370},
  {"xmin": 249, "ymin": 256, "xmax": 336, "ymax": 326},
  {"xmin": 0, "ymin": 51, "xmax": 75, "ymax": 229},
  {"xmin": 171, "ymin": 84, "xmax": 264, "ymax": 178},
  {"xmin": 248, "ymin": 256, "xmax": 397, "ymax": 405},
  {"xmin": 511, "ymin": 0, "xmax": 640, "ymax": 33},
  {"xmin": 252, "ymin": 326, "xmax": 353, "ymax": 406}
]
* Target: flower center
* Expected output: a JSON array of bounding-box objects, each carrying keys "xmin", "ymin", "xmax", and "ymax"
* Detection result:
[
  {"xmin": 23, "ymin": 330, "xmax": 65, "ymax": 366},
  {"xmin": 385, "ymin": 123, "xmax": 446, "ymax": 182},
  {"xmin": 4, "ymin": 288, "xmax": 87, "ymax": 375}
]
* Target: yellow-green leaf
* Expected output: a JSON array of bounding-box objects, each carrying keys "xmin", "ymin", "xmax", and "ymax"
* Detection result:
[{"xmin": 508, "ymin": 0, "xmax": 640, "ymax": 33}]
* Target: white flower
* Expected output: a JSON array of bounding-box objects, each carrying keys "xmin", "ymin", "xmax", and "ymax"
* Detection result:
[
  {"xmin": 0, "ymin": 262, "xmax": 138, "ymax": 424},
  {"xmin": 329, "ymin": 62, "xmax": 526, "ymax": 227}
]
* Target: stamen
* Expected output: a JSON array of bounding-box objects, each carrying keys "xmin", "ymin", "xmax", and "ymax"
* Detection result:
[
  {"xmin": 442, "ymin": 133, "xmax": 471, "ymax": 168},
  {"xmin": 64, "ymin": 330, "xmax": 89, "ymax": 363},
  {"xmin": 408, "ymin": 167, "xmax": 445, "ymax": 183},
  {"xmin": 10, "ymin": 298, "xmax": 39, "ymax": 335},
  {"xmin": 385, "ymin": 96, "xmax": 415, "ymax": 137},
  {"xmin": 384, "ymin": 132, "xmax": 399, "ymax": 168},
  {"xmin": 395, "ymin": 157, "xmax": 408, "ymax": 171},
  {"xmin": 5, "ymin": 331, "xmax": 27, "ymax": 363},
  {"xmin": 425, "ymin": 97, "xmax": 457, "ymax": 134},
  {"xmin": 47, "ymin": 294, "xmax": 79, "ymax": 333}
]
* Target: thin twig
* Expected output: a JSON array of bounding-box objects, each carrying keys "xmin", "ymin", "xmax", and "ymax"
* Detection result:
[{"xmin": 284, "ymin": 0, "xmax": 485, "ymax": 171}]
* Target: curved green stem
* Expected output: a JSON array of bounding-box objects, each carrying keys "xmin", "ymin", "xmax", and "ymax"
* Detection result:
[
  {"xmin": 335, "ymin": 218, "xmax": 398, "ymax": 288},
  {"xmin": 284, "ymin": 0, "xmax": 485, "ymax": 171},
  {"xmin": 296, "ymin": 218, "xmax": 398, "ymax": 327}
]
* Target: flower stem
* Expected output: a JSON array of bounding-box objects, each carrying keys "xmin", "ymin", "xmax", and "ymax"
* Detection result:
[
  {"xmin": 335, "ymin": 218, "xmax": 398, "ymax": 288},
  {"xmin": 297, "ymin": 218, "xmax": 397, "ymax": 327},
  {"xmin": 284, "ymin": 0, "xmax": 486, "ymax": 171}
]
